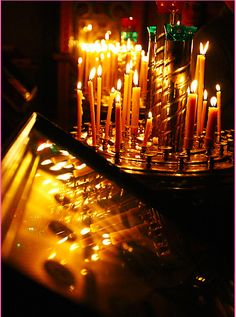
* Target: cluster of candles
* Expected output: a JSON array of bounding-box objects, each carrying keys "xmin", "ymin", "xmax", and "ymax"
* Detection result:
[
  {"xmin": 184, "ymin": 41, "xmax": 222, "ymax": 150},
  {"xmin": 76, "ymin": 32, "xmax": 222, "ymax": 155}
]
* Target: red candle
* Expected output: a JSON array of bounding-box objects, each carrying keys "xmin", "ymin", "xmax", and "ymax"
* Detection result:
[
  {"xmin": 88, "ymin": 68, "xmax": 97, "ymax": 146},
  {"xmin": 205, "ymin": 96, "xmax": 218, "ymax": 148},
  {"xmin": 142, "ymin": 112, "xmax": 153, "ymax": 147},
  {"xmin": 184, "ymin": 80, "xmax": 198, "ymax": 150}
]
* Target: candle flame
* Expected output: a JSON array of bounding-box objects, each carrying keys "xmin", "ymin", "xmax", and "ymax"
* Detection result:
[
  {"xmin": 216, "ymin": 84, "xmax": 221, "ymax": 92},
  {"xmin": 78, "ymin": 57, "xmax": 82, "ymax": 64},
  {"xmin": 111, "ymin": 87, "xmax": 115, "ymax": 93},
  {"xmin": 129, "ymin": 59, "xmax": 133, "ymax": 69},
  {"xmin": 190, "ymin": 80, "xmax": 198, "ymax": 93},
  {"xmin": 210, "ymin": 96, "xmax": 217, "ymax": 107},
  {"xmin": 148, "ymin": 111, "xmax": 152, "ymax": 119},
  {"xmin": 77, "ymin": 81, "xmax": 82, "ymax": 90},
  {"xmin": 200, "ymin": 41, "xmax": 209, "ymax": 55},
  {"xmin": 116, "ymin": 93, "xmax": 121, "ymax": 104},
  {"xmin": 97, "ymin": 65, "xmax": 102, "ymax": 77},
  {"xmin": 203, "ymin": 89, "xmax": 208, "ymax": 100},
  {"xmin": 177, "ymin": 20, "xmax": 180, "ymax": 25},
  {"xmin": 117, "ymin": 79, "xmax": 122, "ymax": 91},
  {"xmin": 129, "ymin": 16, "xmax": 133, "ymax": 20},
  {"xmin": 87, "ymin": 24, "xmax": 92, "ymax": 31},
  {"xmin": 105, "ymin": 30, "xmax": 111, "ymax": 40},
  {"xmin": 133, "ymin": 69, "xmax": 139, "ymax": 86},
  {"xmin": 89, "ymin": 67, "xmax": 96, "ymax": 80},
  {"xmin": 126, "ymin": 63, "xmax": 130, "ymax": 74}
]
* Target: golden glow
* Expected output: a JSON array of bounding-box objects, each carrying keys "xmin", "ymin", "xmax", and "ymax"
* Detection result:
[
  {"xmin": 91, "ymin": 253, "xmax": 99, "ymax": 261},
  {"xmin": 117, "ymin": 79, "xmax": 122, "ymax": 91},
  {"xmin": 56, "ymin": 173, "xmax": 73, "ymax": 181},
  {"xmin": 203, "ymin": 89, "xmax": 208, "ymax": 100},
  {"xmin": 97, "ymin": 65, "xmax": 102, "ymax": 77},
  {"xmin": 42, "ymin": 179, "xmax": 52, "ymax": 185},
  {"xmin": 57, "ymin": 237, "xmax": 68, "ymax": 244},
  {"xmin": 89, "ymin": 67, "xmax": 96, "ymax": 81},
  {"xmin": 210, "ymin": 96, "xmax": 217, "ymax": 107},
  {"xmin": 102, "ymin": 233, "xmax": 110, "ymax": 238},
  {"xmin": 116, "ymin": 93, "xmax": 121, "ymax": 104},
  {"xmin": 126, "ymin": 63, "xmax": 130, "ymax": 74},
  {"xmin": 41, "ymin": 159, "xmax": 52, "ymax": 166},
  {"xmin": 216, "ymin": 84, "xmax": 221, "ymax": 92},
  {"xmin": 190, "ymin": 80, "xmax": 198, "ymax": 93},
  {"xmin": 148, "ymin": 111, "xmax": 152, "ymax": 119},
  {"xmin": 80, "ymin": 268, "xmax": 88, "ymax": 275},
  {"xmin": 77, "ymin": 81, "xmax": 82, "ymax": 90},
  {"xmin": 48, "ymin": 188, "xmax": 59, "ymax": 195},
  {"xmin": 50, "ymin": 162, "xmax": 67, "ymax": 171},
  {"xmin": 70, "ymin": 243, "xmax": 80, "ymax": 251},
  {"xmin": 92, "ymin": 245, "xmax": 100, "ymax": 251},
  {"xmin": 48, "ymin": 252, "xmax": 57, "ymax": 260},
  {"xmin": 78, "ymin": 57, "xmax": 82, "ymax": 64},
  {"xmin": 200, "ymin": 41, "xmax": 209, "ymax": 55},
  {"xmin": 37, "ymin": 142, "xmax": 53, "ymax": 152},
  {"xmin": 133, "ymin": 70, "xmax": 139, "ymax": 86},
  {"xmin": 102, "ymin": 238, "xmax": 111, "ymax": 246},
  {"xmin": 80, "ymin": 227, "xmax": 90, "ymax": 235},
  {"xmin": 75, "ymin": 163, "xmax": 86, "ymax": 170}
]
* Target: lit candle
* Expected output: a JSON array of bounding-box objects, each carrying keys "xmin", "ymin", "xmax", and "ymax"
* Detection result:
[
  {"xmin": 122, "ymin": 68, "xmax": 129, "ymax": 131},
  {"xmin": 77, "ymin": 57, "xmax": 83, "ymax": 85},
  {"xmin": 88, "ymin": 67, "xmax": 97, "ymax": 146},
  {"xmin": 200, "ymin": 89, "xmax": 208, "ymax": 133},
  {"xmin": 205, "ymin": 96, "xmax": 218, "ymax": 148},
  {"xmin": 96, "ymin": 65, "xmax": 102, "ymax": 137},
  {"xmin": 116, "ymin": 78, "xmax": 122, "ymax": 99},
  {"xmin": 131, "ymin": 70, "xmax": 141, "ymax": 136},
  {"xmin": 115, "ymin": 94, "xmax": 122, "ymax": 153},
  {"xmin": 104, "ymin": 87, "xmax": 115, "ymax": 141},
  {"xmin": 216, "ymin": 84, "xmax": 221, "ymax": 138},
  {"xmin": 184, "ymin": 80, "xmax": 198, "ymax": 150},
  {"xmin": 127, "ymin": 62, "xmax": 134, "ymax": 126},
  {"xmin": 142, "ymin": 112, "xmax": 153, "ymax": 147},
  {"xmin": 196, "ymin": 41, "xmax": 209, "ymax": 135},
  {"xmin": 77, "ymin": 81, "xmax": 83, "ymax": 140}
]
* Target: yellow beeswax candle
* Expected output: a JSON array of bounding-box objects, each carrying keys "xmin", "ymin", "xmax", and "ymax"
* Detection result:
[
  {"xmin": 142, "ymin": 112, "xmax": 153, "ymax": 147},
  {"xmin": 205, "ymin": 96, "xmax": 218, "ymax": 148},
  {"xmin": 96, "ymin": 65, "xmax": 102, "ymax": 137},
  {"xmin": 184, "ymin": 80, "xmax": 198, "ymax": 150},
  {"xmin": 105, "ymin": 88, "xmax": 115, "ymax": 141},
  {"xmin": 216, "ymin": 84, "xmax": 221, "ymax": 138},
  {"xmin": 77, "ymin": 81, "xmax": 83, "ymax": 140},
  {"xmin": 131, "ymin": 70, "xmax": 141, "ymax": 135},
  {"xmin": 115, "ymin": 94, "xmax": 122, "ymax": 153},
  {"xmin": 88, "ymin": 67, "xmax": 97, "ymax": 146}
]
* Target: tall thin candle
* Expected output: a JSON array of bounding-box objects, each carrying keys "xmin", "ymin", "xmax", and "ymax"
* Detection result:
[
  {"xmin": 205, "ymin": 96, "xmax": 218, "ymax": 148},
  {"xmin": 196, "ymin": 41, "xmax": 209, "ymax": 135},
  {"xmin": 142, "ymin": 112, "xmax": 153, "ymax": 147},
  {"xmin": 77, "ymin": 81, "xmax": 83, "ymax": 140},
  {"xmin": 104, "ymin": 88, "xmax": 115, "ymax": 141},
  {"xmin": 131, "ymin": 70, "xmax": 141, "ymax": 135},
  {"xmin": 115, "ymin": 94, "xmax": 122, "ymax": 153},
  {"xmin": 200, "ymin": 89, "xmax": 208, "ymax": 133},
  {"xmin": 184, "ymin": 80, "xmax": 198, "ymax": 150},
  {"xmin": 96, "ymin": 65, "xmax": 102, "ymax": 137},
  {"xmin": 88, "ymin": 67, "xmax": 97, "ymax": 146},
  {"xmin": 216, "ymin": 84, "xmax": 221, "ymax": 139}
]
